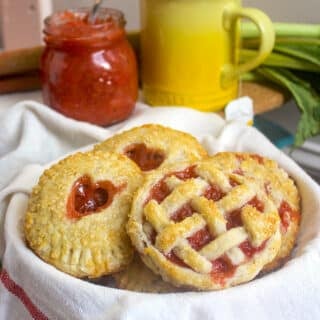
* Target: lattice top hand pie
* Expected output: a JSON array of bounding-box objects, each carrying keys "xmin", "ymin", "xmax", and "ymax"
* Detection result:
[
  {"xmin": 93, "ymin": 124, "xmax": 208, "ymax": 172},
  {"xmin": 127, "ymin": 155, "xmax": 285, "ymax": 290},
  {"xmin": 25, "ymin": 151, "xmax": 143, "ymax": 278}
]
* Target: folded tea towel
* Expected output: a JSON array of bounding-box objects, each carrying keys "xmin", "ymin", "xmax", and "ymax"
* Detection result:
[{"xmin": 0, "ymin": 94, "xmax": 319, "ymax": 320}]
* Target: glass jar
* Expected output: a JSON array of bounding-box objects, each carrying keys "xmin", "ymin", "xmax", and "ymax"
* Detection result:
[{"xmin": 41, "ymin": 8, "xmax": 138, "ymax": 126}]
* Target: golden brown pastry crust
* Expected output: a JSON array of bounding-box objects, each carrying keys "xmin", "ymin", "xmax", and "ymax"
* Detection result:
[
  {"xmin": 93, "ymin": 124, "xmax": 208, "ymax": 172},
  {"xmin": 24, "ymin": 150, "xmax": 143, "ymax": 278},
  {"xmin": 209, "ymin": 152, "xmax": 301, "ymax": 272},
  {"xmin": 127, "ymin": 157, "xmax": 282, "ymax": 291}
]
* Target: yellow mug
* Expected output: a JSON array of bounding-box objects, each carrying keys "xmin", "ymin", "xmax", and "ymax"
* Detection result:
[{"xmin": 140, "ymin": 0, "xmax": 275, "ymax": 111}]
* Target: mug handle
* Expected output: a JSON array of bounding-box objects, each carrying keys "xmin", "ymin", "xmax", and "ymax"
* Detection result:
[{"xmin": 221, "ymin": 5, "xmax": 275, "ymax": 86}]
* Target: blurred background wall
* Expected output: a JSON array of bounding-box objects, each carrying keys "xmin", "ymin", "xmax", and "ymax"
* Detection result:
[
  {"xmin": 53, "ymin": 0, "xmax": 319, "ymax": 29},
  {"xmin": 0, "ymin": 0, "xmax": 318, "ymax": 49}
]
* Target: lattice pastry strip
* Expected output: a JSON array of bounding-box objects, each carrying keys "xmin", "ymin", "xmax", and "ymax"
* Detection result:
[
  {"xmin": 194, "ymin": 163, "xmax": 233, "ymax": 193},
  {"xmin": 155, "ymin": 214, "xmax": 206, "ymax": 253},
  {"xmin": 241, "ymin": 203, "xmax": 279, "ymax": 247},
  {"xmin": 144, "ymin": 200, "xmax": 171, "ymax": 233},
  {"xmin": 208, "ymin": 152, "xmax": 301, "ymax": 273},
  {"xmin": 225, "ymin": 247, "xmax": 246, "ymax": 265},
  {"xmin": 128, "ymin": 159, "xmax": 283, "ymax": 290},
  {"xmin": 145, "ymin": 201, "xmax": 213, "ymax": 273},
  {"xmin": 216, "ymin": 182, "xmax": 256, "ymax": 214},
  {"xmin": 161, "ymin": 178, "xmax": 209, "ymax": 216},
  {"xmin": 173, "ymin": 240, "xmax": 212, "ymax": 274},
  {"xmin": 191, "ymin": 196, "xmax": 227, "ymax": 236},
  {"xmin": 199, "ymin": 227, "xmax": 248, "ymax": 261}
]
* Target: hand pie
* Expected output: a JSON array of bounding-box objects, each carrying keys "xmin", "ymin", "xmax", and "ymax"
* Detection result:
[
  {"xmin": 93, "ymin": 124, "xmax": 208, "ymax": 172},
  {"xmin": 209, "ymin": 152, "xmax": 301, "ymax": 272},
  {"xmin": 24, "ymin": 151, "xmax": 143, "ymax": 278},
  {"xmin": 127, "ymin": 158, "xmax": 282, "ymax": 290}
]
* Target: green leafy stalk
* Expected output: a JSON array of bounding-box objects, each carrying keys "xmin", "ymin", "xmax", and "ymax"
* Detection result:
[
  {"xmin": 241, "ymin": 22, "xmax": 320, "ymax": 39},
  {"xmin": 241, "ymin": 22, "xmax": 320, "ymax": 146},
  {"xmin": 241, "ymin": 22, "xmax": 320, "ymax": 49},
  {"xmin": 240, "ymin": 49, "xmax": 320, "ymax": 72},
  {"xmin": 255, "ymin": 67, "xmax": 320, "ymax": 146},
  {"xmin": 243, "ymin": 37, "xmax": 320, "ymax": 48},
  {"xmin": 273, "ymin": 43, "xmax": 320, "ymax": 67}
]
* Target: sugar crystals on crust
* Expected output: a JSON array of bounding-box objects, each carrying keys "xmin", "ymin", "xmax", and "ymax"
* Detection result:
[
  {"xmin": 209, "ymin": 152, "xmax": 301, "ymax": 272},
  {"xmin": 127, "ymin": 156, "xmax": 283, "ymax": 290},
  {"xmin": 24, "ymin": 150, "xmax": 143, "ymax": 278},
  {"xmin": 94, "ymin": 124, "xmax": 208, "ymax": 172}
]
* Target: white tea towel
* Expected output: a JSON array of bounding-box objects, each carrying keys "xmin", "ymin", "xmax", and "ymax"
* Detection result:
[{"xmin": 0, "ymin": 97, "xmax": 320, "ymax": 320}]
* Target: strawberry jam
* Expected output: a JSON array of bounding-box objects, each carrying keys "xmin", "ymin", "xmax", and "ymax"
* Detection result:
[
  {"xmin": 211, "ymin": 255, "xmax": 236, "ymax": 285},
  {"xmin": 171, "ymin": 203, "xmax": 194, "ymax": 222},
  {"xmin": 226, "ymin": 196, "xmax": 264, "ymax": 229},
  {"xmin": 248, "ymin": 196, "xmax": 265, "ymax": 212},
  {"xmin": 187, "ymin": 227, "xmax": 213, "ymax": 251},
  {"xmin": 147, "ymin": 179, "xmax": 171, "ymax": 204},
  {"xmin": 278, "ymin": 200, "xmax": 300, "ymax": 233},
  {"xmin": 173, "ymin": 166, "xmax": 198, "ymax": 180},
  {"xmin": 226, "ymin": 209, "xmax": 243, "ymax": 229},
  {"xmin": 203, "ymin": 184, "xmax": 225, "ymax": 201},
  {"xmin": 67, "ymin": 175, "xmax": 124, "ymax": 219},
  {"xmin": 41, "ymin": 8, "xmax": 138, "ymax": 125},
  {"xmin": 124, "ymin": 143, "xmax": 165, "ymax": 171},
  {"xmin": 146, "ymin": 166, "xmax": 198, "ymax": 204},
  {"xmin": 239, "ymin": 240, "xmax": 267, "ymax": 258},
  {"xmin": 166, "ymin": 251, "xmax": 189, "ymax": 268}
]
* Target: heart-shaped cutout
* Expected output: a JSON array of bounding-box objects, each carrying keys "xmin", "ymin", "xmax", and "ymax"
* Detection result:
[
  {"xmin": 124, "ymin": 143, "xmax": 165, "ymax": 171},
  {"xmin": 67, "ymin": 175, "xmax": 123, "ymax": 219}
]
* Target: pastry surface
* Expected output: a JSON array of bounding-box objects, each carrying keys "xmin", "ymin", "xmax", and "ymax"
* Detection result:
[
  {"xmin": 94, "ymin": 124, "xmax": 208, "ymax": 172},
  {"xmin": 25, "ymin": 150, "xmax": 143, "ymax": 278},
  {"xmin": 127, "ymin": 156, "xmax": 283, "ymax": 290},
  {"xmin": 209, "ymin": 152, "xmax": 301, "ymax": 272}
]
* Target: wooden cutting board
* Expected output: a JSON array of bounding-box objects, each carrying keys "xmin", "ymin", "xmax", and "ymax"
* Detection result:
[{"xmin": 240, "ymin": 81, "xmax": 288, "ymax": 114}]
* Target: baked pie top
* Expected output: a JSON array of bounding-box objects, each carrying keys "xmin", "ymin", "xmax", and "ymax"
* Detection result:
[
  {"xmin": 127, "ymin": 157, "xmax": 282, "ymax": 290},
  {"xmin": 93, "ymin": 124, "xmax": 208, "ymax": 172},
  {"xmin": 25, "ymin": 150, "xmax": 143, "ymax": 278},
  {"xmin": 209, "ymin": 152, "xmax": 301, "ymax": 272}
]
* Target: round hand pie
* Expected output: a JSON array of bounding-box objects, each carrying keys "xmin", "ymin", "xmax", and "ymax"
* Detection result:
[
  {"xmin": 93, "ymin": 124, "xmax": 208, "ymax": 172},
  {"xmin": 127, "ymin": 158, "xmax": 282, "ymax": 290},
  {"xmin": 25, "ymin": 150, "xmax": 143, "ymax": 278},
  {"xmin": 209, "ymin": 152, "xmax": 301, "ymax": 272}
]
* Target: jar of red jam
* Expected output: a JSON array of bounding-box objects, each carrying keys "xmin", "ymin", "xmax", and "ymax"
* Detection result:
[{"xmin": 41, "ymin": 8, "xmax": 138, "ymax": 126}]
